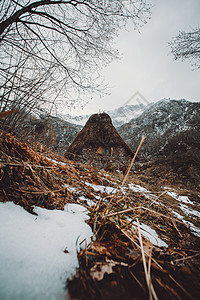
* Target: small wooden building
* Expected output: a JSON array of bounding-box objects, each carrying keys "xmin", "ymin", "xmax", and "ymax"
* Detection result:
[{"xmin": 65, "ymin": 113, "xmax": 135, "ymax": 170}]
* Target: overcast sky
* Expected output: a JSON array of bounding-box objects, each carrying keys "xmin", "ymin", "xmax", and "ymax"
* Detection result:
[{"xmin": 70, "ymin": 0, "xmax": 200, "ymax": 115}]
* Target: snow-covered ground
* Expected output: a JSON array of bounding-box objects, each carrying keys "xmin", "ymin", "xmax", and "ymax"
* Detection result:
[
  {"xmin": 68, "ymin": 181, "xmax": 169, "ymax": 247},
  {"xmin": 128, "ymin": 185, "xmax": 200, "ymax": 237},
  {"xmin": 165, "ymin": 190, "xmax": 200, "ymax": 236},
  {"xmin": 166, "ymin": 191, "xmax": 193, "ymax": 205},
  {"xmin": 66, "ymin": 179, "xmax": 200, "ymax": 240},
  {"xmin": 128, "ymin": 183, "xmax": 157, "ymax": 201},
  {"xmin": 0, "ymin": 202, "xmax": 92, "ymax": 300}
]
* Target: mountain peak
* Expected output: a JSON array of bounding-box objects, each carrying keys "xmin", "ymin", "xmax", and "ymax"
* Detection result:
[
  {"xmin": 118, "ymin": 98, "xmax": 200, "ymax": 157},
  {"xmin": 59, "ymin": 103, "xmax": 147, "ymax": 127}
]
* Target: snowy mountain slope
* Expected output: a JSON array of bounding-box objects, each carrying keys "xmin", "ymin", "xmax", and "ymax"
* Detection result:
[
  {"xmin": 118, "ymin": 99, "xmax": 200, "ymax": 155},
  {"xmin": 59, "ymin": 104, "xmax": 147, "ymax": 128},
  {"xmin": 117, "ymin": 99, "xmax": 200, "ymax": 186},
  {"xmin": 106, "ymin": 103, "xmax": 147, "ymax": 127}
]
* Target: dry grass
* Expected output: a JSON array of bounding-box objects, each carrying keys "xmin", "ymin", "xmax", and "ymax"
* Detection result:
[
  {"xmin": 0, "ymin": 130, "xmax": 199, "ymax": 299},
  {"xmin": 67, "ymin": 137, "xmax": 200, "ymax": 299}
]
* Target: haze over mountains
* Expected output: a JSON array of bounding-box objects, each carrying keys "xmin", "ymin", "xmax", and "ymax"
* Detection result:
[{"xmin": 59, "ymin": 103, "xmax": 147, "ymax": 128}]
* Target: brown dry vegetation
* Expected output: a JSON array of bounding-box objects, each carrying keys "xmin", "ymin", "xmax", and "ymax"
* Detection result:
[
  {"xmin": 68, "ymin": 170, "xmax": 200, "ymax": 300},
  {"xmin": 0, "ymin": 129, "xmax": 111, "ymax": 213},
  {"xmin": 66, "ymin": 113, "xmax": 134, "ymax": 157},
  {"xmin": 0, "ymin": 129, "xmax": 200, "ymax": 299}
]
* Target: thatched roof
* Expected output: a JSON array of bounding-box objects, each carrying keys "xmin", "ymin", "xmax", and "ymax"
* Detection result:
[{"xmin": 65, "ymin": 113, "xmax": 135, "ymax": 157}]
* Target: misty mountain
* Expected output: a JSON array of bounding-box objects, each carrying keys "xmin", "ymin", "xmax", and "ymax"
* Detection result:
[
  {"xmin": 118, "ymin": 99, "xmax": 200, "ymax": 185},
  {"xmin": 118, "ymin": 99, "xmax": 200, "ymax": 153},
  {"xmin": 59, "ymin": 103, "xmax": 147, "ymax": 128}
]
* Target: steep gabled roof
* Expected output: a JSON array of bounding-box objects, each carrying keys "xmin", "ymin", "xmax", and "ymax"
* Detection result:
[{"xmin": 65, "ymin": 113, "xmax": 135, "ymax": 157}]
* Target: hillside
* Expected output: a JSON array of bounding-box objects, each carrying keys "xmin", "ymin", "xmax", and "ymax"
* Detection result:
[
  {"xmin": 21, "ymin": 113, "xmax": 82, "ymax": 155},
  {"xmin": 118, "ymin": 99, "xmax": 200, "ymax": 186},
  {"xmin": 21, "ymin": 99, "xmax": 200, "ymax": 187},
  {"xmin": 118, "ymin": 99, "xmax": 200, "ymax": 152},
  {"xmin": 18, "ymin": 104, "xmax": 146, "ymax": 155},
  {"xmin": 0, "ymin": 128, "xmax": 200, "ymax": 299},
  {"xmin": 34, "ymin": 98, "xmax": 200, "ymax": 187}
]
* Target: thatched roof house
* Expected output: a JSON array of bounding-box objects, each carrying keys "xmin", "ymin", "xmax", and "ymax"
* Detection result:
[{"xmin": 65, "ymin": 113, "xmax": 135, "ymax": 170}]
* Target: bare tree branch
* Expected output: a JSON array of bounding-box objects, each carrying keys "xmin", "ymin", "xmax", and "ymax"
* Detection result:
[
  {"xmin": 0, "ymin": 0, "xmax": 151, "ymax": 129},
  {"xmin": 169, "ymin": 28, "xmax": 200, "ymax": 69}
]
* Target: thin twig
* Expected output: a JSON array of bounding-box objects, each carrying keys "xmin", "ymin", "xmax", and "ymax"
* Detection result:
[
  {"xmin": 173, "ymin": 253, "xmax": 200, "ymax": 263},
  {"xmin": 121, "ymin": 136, "xmax": 145, "ymax": 188},
  {"xmin": 172, "ymin": 220, "xmax": 183, "ymax": 238},
  {"xmin": 104, "ymin": 136, "xmax": 145, "ymax": 215},
  {"xmin": 129, "ymin": 269, "xmax": 144, "ymax": 289},
  {"xmin": 137, "ymin": 218, "xmax": 156, "ymax": 300},
  {"xmin": 105, "ymin": 206, "xmax": 141, "ymax": 217},
  {"xmin": 141, "ymin": 207, "xmax": 185, "ymax": 224}
]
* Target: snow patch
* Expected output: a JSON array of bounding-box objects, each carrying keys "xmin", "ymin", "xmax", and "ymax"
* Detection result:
[
  {"xmin": 78, "ymin": 196, "xmax": 95, "ymax": 207},
  {"xmin": 64, "ymin": 184, "xmax": 78, "ymax": 193},
  {"xmin": 131, "ymin": 220, "xmax": 168, "ymax": 248},
  {"xmin": 0, "ymin": 202, "xmax": 92, "ymax": 300},
  {"xmin": 85, "ymin": 182, "xmax": 117, "ymax": 194},
  {"xmin": 179, "ymin": 203, "xmax": 200, "ymax": 218},
  {"xmin": 128, "ymin": 183, "xmax": 156, "ymax": 201},
  {"xmin": 45, "ymin": 156, "xmax": 67, "ymax": 166},
  {"xmin": 165, "ymin": 190, "xmax": 200, "ymax": 237},
  {"xmin": 166, "ymin": 191, "xmax": 193, "ymax": 205},
  {"xmin": 172, "ymin": 210, "xmax": 200, "ymax": 237}
]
